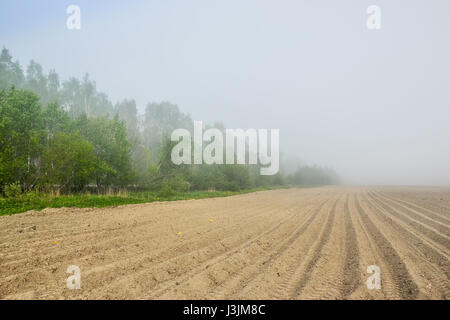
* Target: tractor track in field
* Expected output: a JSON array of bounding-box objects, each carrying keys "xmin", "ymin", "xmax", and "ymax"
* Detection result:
[
  {"xmin": 354, "ymin": 195, "xmax": 420, "ymax": 299},
  {"xmin": 342, "ymin": 195, "xmax": 361, "ymax": 298}
]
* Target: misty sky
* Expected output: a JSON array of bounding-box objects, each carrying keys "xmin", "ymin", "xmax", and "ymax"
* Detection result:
[{"xmin": 1, "ymin": 0, "xmax": 449, "ymax": 185}]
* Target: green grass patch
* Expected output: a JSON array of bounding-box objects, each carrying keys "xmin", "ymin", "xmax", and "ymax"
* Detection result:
[{"xmin": 0, "ymin": 186, "xmax": 292, "ymax": 216}]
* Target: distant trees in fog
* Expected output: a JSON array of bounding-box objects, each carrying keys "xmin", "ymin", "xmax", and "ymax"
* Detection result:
[{"xmin": 0, "ymin": 48, "xmax": 338, "ymax": 195}]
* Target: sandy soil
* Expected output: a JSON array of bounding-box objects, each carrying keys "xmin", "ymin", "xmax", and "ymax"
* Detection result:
[{"xmin": 0, "ymin": 187, "xmax": 448, "ymax": 300}]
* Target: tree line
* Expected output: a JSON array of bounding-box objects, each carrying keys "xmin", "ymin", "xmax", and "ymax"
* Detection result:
[{"xmin": 0, "ymin": 47, "xmax": 338, "ymax": 195}]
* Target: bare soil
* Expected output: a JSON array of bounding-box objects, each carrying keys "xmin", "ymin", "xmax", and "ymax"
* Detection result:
[{"xmin": 0, "ymin": 187, "xmax": 448, "ymax": 299}]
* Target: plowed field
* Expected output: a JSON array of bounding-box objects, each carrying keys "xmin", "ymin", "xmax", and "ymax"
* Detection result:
[{"xmin": 1, "ymin": 187, "xmax": 449, "ymax": 299}]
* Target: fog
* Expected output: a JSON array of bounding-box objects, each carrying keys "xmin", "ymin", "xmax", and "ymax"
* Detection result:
[{"xmin": 1, "ymin": 0, "xmax": 449, "ymax": 185}]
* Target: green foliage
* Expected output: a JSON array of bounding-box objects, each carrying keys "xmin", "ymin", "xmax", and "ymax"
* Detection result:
[
  {"xmin": 158, "ymin": 183, "xmax": 175, "ymax": 198},
  {"xmin": 0, "ymin": 87, "xmax": 44, "ymax": 191},
  {"xmin": 0, "ymin": 187, "xmax": 286, "ymax": 216},
  {"xmin": 144, "ymin": 101, "xmax": 192, "ymax": 158},
  {"xmin": 42, "ymin": 102, "xmax": 72, "ymax": 142},
  {"xmin": 24, "ymin": 60, "xmax": 60, "ymax": 106},
  {"xmin": 3, "ymin": 182, "xmax": 22, "ymax": 198},
  {"xmin": 0, "ymin": 48, "xmax": 24, "ymax": 89},
  {"xmin": 42, "ymin": 133, "xmax": 98, "ymax": 192},
  {"xmin": 0, "ymin": 86, "xmax": 134, "ymax": 193},
  {"xmin": 75, "ymin": 115, "xmax": 133, "ymax": 188},
  {"xmin": 115, "ymin": 99, "xmax": 138, "ymax": 139},
  {"xmin": 60, "ymin": 74, "xmax": 113, "ymax": 118}
]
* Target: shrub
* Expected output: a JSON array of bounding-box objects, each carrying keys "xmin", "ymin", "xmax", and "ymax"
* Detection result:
[
  {"xmin": 42, "ymin": 133, "xmax": 99, "ymax": 192},
  {"xmin": 158, "ymin": 183, "xmax": 175, "ymax": 198},
  {"xmin": 3, "ymin": 182, "xmax": 22, "ymax": 198}
]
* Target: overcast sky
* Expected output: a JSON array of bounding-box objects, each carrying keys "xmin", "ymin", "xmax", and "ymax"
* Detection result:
[{"xmin": 1, "ymin": 0, "xmax": 449, "ymax": 185}]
